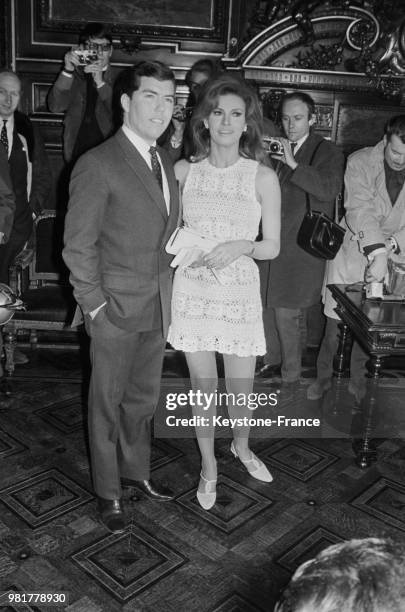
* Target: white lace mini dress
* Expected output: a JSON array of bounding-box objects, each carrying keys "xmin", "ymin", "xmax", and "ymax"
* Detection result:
[{"xmin": 167, "ymin": 156, "xmax": 266, "ymax": 357}]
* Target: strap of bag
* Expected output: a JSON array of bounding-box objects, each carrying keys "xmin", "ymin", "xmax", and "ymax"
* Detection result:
[
  {"xmin": 305, "ymin": 139, "xmax": 325, "ymax": 215},
  {"xmin": 334, "ymin": 191, "xmax": 342, "ymax": 223}
]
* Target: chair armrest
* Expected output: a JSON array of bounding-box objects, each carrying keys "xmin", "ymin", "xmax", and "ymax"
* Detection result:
[
  {"xmin": 8, "ymin": 248, "xmax": 34, "ymax": 295},
  {"xmin": 13, "ymin": 248, "xmax": 34, "ymax": 269}
]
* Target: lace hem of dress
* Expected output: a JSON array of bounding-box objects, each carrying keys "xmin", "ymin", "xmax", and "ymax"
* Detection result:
[{"xmin": 168, "ymin": 333, "xmax": 266, "ymax": 357}]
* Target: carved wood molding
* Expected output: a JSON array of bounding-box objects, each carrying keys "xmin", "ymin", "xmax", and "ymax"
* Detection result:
[{"xmin": 224, "ymin": 2, "xmax": 405, "ymax": 99}]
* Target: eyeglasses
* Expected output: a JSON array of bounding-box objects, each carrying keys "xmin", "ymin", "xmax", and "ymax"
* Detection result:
[{"xmin": 86, "ymin": 42, "xmax": 112, "ymax": 52}]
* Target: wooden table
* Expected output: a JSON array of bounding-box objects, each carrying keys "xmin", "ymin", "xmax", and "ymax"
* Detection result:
[{"xmin": 329, "ymin": 284, "xmax": 405, "ymax": 467}]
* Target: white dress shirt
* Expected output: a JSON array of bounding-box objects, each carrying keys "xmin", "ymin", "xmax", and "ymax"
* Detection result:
[
  {"xmin": 290, "ymin": 133, "xmax": 309, "ymax": 155},
  {"xmin": 1, "ymin": 114, "xmax": 14, "ymax": 158},
  {"xmin": 122, "ymin": 124, "xmax": 170, "ymax": 213}
]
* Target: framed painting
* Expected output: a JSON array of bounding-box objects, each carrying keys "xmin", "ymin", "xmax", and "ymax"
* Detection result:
[{"xmin": 36, "ymin": 0, "xmax": 228, "ymax": 42}]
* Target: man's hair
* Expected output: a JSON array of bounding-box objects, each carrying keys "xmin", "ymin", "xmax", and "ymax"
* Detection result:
[
  {"xmin": 275, "ymin": 538, "xmax": 405, "ymax": 612},
  {"xmin": 190, "ymin": 73, "xmax": 268, "ymax": 165},
  {"xmin": 78, "ymin": 22, "xmax": 112, "ymax": 45},
  {"xmin": 280, "ymin": 92, "xmax": 316, "ymax": 117},
  {"xmin": 385, "ymin": 115, "xmax": 405, "ymax": 144},
  {"xmin": 0, "ymin": 69, "xmax": 20, "ymax": 84},
  {"xmin": 185, "ymin": 58, "xmax": 223, "ymax": 87},
  {"xmin": 113, "ymin": 61, "xmax": 175, "ymax": 126}
]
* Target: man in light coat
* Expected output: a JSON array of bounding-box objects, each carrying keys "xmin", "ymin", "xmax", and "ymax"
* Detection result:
[{"xmin": 308, "ymin": 114, "xmax": 405, "ymax": 401}]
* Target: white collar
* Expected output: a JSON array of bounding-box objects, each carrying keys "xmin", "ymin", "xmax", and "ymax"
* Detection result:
[
  {"xmin": 290, "ymin": 133, "xmax": 309, "ymax": 153},
  {"xmin": 0, "ymin": 114, "xmax": 14, "ymax": 129},
  {"xmin": 122, "ymin": 124, "xmax": 156, "ymax": 156}
]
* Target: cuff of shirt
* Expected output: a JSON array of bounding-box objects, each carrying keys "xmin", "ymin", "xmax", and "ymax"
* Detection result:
[
  {"xmin": 363, "ymin": 243, "xmax": 385, "ymax": 256},
  {"xmin": 366, "ymin": 247, "xmax": 387, "ymax": 261}
]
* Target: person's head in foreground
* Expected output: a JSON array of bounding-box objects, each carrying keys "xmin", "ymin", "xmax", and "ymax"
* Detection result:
[{"xmin": 275, "ymin": 537, "xmax": 405, "ymax": 612}]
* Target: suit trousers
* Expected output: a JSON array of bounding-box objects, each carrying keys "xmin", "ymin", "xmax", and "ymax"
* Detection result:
[
  {"xmin": 86, "ymin": 309, "xmax": 166, "ymax": 499},
  {"xmin": 262, "ymin": 307, "xmax": 302, "ymax": 382},
  {"xmin": 0, "ymin": 225, "xmax": 32, "ymax": 283},
  {"xmin": 316, "ymin": 316, "xmax": 368, "ymax": 397}
]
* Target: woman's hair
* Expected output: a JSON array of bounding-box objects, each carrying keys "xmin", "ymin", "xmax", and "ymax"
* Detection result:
[{"xmin": 190, "ymin": 74, "xmax": 268, "ymax": 164}]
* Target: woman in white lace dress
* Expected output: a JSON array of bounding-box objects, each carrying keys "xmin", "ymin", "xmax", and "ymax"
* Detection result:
[{"xmin": 168, "ymin": 75, "xmax": 281, "ymax": 509}]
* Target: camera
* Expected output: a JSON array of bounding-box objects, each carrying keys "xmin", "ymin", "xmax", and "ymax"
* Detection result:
[
  {"xmin": 74, "ymin": 49, "xmax": 98, "ymax": 65},
  {"xmin": 262, "ymin": 137, "xmax": 284, "ymax": 156}
]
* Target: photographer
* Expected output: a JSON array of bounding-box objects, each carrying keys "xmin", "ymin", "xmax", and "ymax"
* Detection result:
[
  {"xmin": 159, "ymin": 58, "xmax": 224, "ymax": 162},
  {"xmin": 47, "ymin": 22, "xmax": 114, "ymax": 164},
  {"xmin": 259, "ymin": 92, "xmax": 344, "ymax": 400}
]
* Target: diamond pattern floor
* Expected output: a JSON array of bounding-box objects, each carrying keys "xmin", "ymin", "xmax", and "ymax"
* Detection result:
[{"xmin": 0, "ymin": 347, "xmax": 404, "ymax": 611}]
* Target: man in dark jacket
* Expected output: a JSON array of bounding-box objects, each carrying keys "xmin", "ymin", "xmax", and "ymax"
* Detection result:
[
  {"xmin": 0, "ymin": 144, "xmax": 15, "ymax": 247},
  {"xmin": 63, "ymin": 62, "xmax": 179, "ymax": 532},
  {"xmin": 0, "ymin": 70, "xmax": 51, "ymax": 283},
  {"xmin": 0, "ymin": 69, "xmax": 51, "ymax": 367},
  {"xmin": 260, "ymin": 92, "xmax": 344, "ymax": 396},
  {"xmin": 47, "ymin": 22, "xmax": 114, "ymax": 164}
]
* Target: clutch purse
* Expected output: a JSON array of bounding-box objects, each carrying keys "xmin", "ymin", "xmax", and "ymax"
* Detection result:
[{"xmin": 165, "ymin": 226, "xmax": 218, "ymax": 255}]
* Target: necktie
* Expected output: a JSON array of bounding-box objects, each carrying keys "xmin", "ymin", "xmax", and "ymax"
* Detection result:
[
  {"xmin": 290, "ymin": 142, "xmax": 297, "ymax": 156},
  {"xmin": 0, "ymin": 120, "xmax": 8, "ymax": 156},
  {"xmin": 149, "ymin": 146, "xmax": 163, "ymax": 191}
]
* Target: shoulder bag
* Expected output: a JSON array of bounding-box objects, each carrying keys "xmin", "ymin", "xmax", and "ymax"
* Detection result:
[{"xmin": 296, "ymin": 140, "xmax": 345, "ymax": 260}]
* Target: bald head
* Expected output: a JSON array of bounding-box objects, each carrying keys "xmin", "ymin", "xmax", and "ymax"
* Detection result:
[{"xmin": 0, "ymin": 71, "xmax": 21, "ymax": 119}]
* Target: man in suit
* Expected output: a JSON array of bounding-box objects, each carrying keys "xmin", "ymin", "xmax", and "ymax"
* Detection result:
[
  {"xmin": 259, "ymin": 92, "xmax": 345, "ymax": 398},
  {"xmin": 0, "ymin": 70, "xmax": 51, "ymax": 367},
  {"xmin": 0, "ymin": 144, "xmax": 15, "ymax": 383},
  {"xmin": 63, "ymin": 61, "xmax": 179, "ymax": 532},
  {"xmin": 0, "ymin": 70, "xmax": 51, "ymax": 282},
  {"xmin": 0, "ymin": 144, "xmax": 15, "ymax": 248},
  {"xmin": 47, "ymin": 22, "xmax": 114, "ymax": 165}
]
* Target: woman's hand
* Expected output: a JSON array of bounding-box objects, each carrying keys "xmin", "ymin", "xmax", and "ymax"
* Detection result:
[{"xmin": 202, "ymin": 240, "xmax": 252, "ymax": 270}]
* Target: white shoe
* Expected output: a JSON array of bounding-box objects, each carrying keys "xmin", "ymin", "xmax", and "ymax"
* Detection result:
[
  {"xmin": 230, "ymin": 441, "xmax": 273, "ymax": 482},
  {"xmin": 196, "ymin": 472, "xmax": 217, "ymax": 510}
]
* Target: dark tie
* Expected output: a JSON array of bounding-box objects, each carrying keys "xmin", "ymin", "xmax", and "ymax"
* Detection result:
[
  {"xmin": 149, "ymin": 145, "xmax": 163, "ymax": 191},
  {"xmin": 290, "ymin": 142, "xmax": 297, "ymax": 156},
  {"xmin": 0, "ymin": 119, "xmax": 8, "ymax": 156}
]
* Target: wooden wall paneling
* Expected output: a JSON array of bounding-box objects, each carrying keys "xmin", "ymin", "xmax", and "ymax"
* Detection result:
[
  {"xmin": 0, "ymin": 0, "xmax": 12, "ymax": 68},
  {"xmin": 332, "ymin": 96, "xmax": 402, "ymax": 155}
]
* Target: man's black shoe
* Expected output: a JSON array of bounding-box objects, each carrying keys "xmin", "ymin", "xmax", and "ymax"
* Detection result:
[
  {"xmin": 121, "ymin": 478, "xmax": 174, "ymax": 502},
  {"xmin": 255, "ymin": 363, "xmax": 281, "ymax": 379},
  {"xmin": 97, "ymin": 497, "xmax": 125, "ymax": 533}
]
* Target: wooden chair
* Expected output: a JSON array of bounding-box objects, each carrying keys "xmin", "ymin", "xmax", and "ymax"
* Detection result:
[{"xmin": 2, "ymin": 210, "xmax": 79, "ymax": 377}]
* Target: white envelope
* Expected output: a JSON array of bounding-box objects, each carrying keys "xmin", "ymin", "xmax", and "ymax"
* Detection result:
[{"xmin": 166, "ymin": 226, "xmax": 218, "ymax": 255}]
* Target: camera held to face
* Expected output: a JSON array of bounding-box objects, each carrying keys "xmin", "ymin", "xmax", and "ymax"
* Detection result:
[
  {"xmin": 262, "ymin": 137, "xmax": 284, "ymax": 156},
  {"xmin": 74, "ymin": 48, "xmax": 98, "ymax": 65}
]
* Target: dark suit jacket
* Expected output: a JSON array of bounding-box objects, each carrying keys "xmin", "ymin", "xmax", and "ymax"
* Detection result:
[
  {"xmin": 48, "ymin": 68, "xmax": 114, "ymax": 163},
  {"xmin": 0, "ymin": 144, "xmax": 15, "ymax": 243},
  {"xmin": 62, "ymin": 128, "xmax": 179, "ymax": 335},
  {"xmin": 13, "ymin": 111, "xmax": 51, "ymax": 221},
  {"xmin": 260, "ymin": 131, "xmax": 345, "ymax": 309}
]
